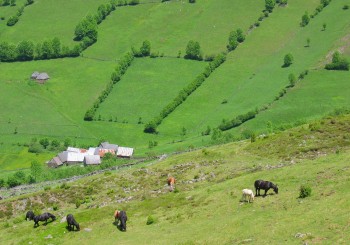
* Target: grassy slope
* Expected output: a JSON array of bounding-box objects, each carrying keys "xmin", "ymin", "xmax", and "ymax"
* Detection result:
[
  {"xmin": 0, "ymin": 0, "xmax": 111, "ymax": 45},
  {"xmin": 1, "ymin": 114, "xmax": 350, "ymax": 244},
  {"xmin": 0, "ymin": 0, "xmax": 349, "ymax": 171},
  {"xmin": 158, "ymin": 0, "xmax": 349, "ymax": 136},
  {"xmin": 96, "ymin": 58, "xmax": 207, "ymax": 123},
  {"xmin": 83, "ymin": 0, "xmax": 263, "ymax": 59},
  {"xmin": 0, "ymin": 0, "xmax": 27, "ymax": 26},
  {"xmin": 238, "ymin": 69, "xmax": 350, "ymax": 134}
]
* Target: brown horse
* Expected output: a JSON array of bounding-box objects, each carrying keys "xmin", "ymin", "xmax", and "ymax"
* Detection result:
[{"xmin": 167, "ymin": 176, "xmax": 176, "ymax": 192}]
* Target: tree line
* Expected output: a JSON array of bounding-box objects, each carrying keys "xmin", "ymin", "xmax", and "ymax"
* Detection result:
[
  {"xmin": 0, "ymin": 38, "xmax": 80, "ymax": 62},
  {"xmin": 144, "ymin": 53, "xmax": 227, "ymax": 133},
  {"xmin": 84, "ymin": 52, "xmax": 135, "ymax": 121}
]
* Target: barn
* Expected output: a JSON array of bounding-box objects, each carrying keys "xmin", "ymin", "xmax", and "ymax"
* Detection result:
[{"xmin": 46, "ymin": 156, "xmax": 63, "ymax": 168}]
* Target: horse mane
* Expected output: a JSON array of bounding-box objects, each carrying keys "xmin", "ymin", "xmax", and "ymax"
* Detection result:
[{"xmin": 114, "ymin": 210, "xmax": 120, "ymax": 218}]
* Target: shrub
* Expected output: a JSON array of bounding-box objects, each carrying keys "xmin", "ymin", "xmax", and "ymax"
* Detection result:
[
  {"xmin": 325, "ymin": 51, "xmax": 349, "ymax": 71},
  {"xmin": 288, "ymin": 73, "xmax": 296, "ymax": 87},
  {"xmin": 146, "ymin": 215, "xmax": 156, "ymax": 225},
  {"xmin": 7, "ymin": 15, "xmax": 18, "ymax": 26},
  {"xmin": 343, "ymin": 5, "xmax": 349, "ymax": 10},
  {"xmin": 189, "ymin": 0, "xmax": 196, "ymax": 3},
  {"xmin": 299, "ymin": 185, "xmax": 312, "ymax": 198},
  {"xmin": 144, "ymin": 121, "xmax": 157, "ymax": 134},
  {"xmin": 75, "ymin": 199, "xmax": 81, "ymax": 208},
  {"xmin": 27, "ymin": 142, "xmax": 42, "ymax": 153},
  {"xmin": 283, "ymin": 53, "xmax": 293, "ymax": 67},
  {"xmin": 185, "ymin": 40, "xmax": 202, "ymax": 60},
  {"xmin": 265, "ymin": 0, "xmax": 276, "ymax": 12},
  {"xmin": 53, "ymin": 204, "xmax": 59, "ymax": 211},
  {"xmin": 140, "ymin": 40, "xmax": 151, "ymax": 56},
  {"xmin": 300, "ymin": 11, "xmax": 310, "ymax": 27}
]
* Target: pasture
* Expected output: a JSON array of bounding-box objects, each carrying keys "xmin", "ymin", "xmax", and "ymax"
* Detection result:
[
  {"xmin": 96, "ymin": 57, "xmax": 207, "ymax": 123},
  {"xmin": 1, "ymin": 114, "xmax": 350, "ymax": 244},
  {"xmin": 159, "ymin": 0, "xmax": 350, "ymax": 136},
  {"xmin": 0, "ymin": 0, "xmax": 349, "ymax": 174}
]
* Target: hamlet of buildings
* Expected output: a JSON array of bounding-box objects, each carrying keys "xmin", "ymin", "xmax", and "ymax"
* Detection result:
[{"xmin": 47, "ymin": 142, "xmax": 134, "ymax": 168}]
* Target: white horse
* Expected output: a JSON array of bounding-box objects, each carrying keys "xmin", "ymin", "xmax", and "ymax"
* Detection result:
[{"xmin": 242, "ymin": 189, "xmax": 254, "ymax": 203}]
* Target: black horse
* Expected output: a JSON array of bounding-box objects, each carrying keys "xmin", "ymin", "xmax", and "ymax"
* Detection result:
[
  {"xmin": 115, "ymin": 210, "xmax": 128, "ymax": 231},
  {"xmin": 67, "ymin": 214, "xmax": 80, "ymax": 231},
  {"xmin": 33, "ymin": 212, "xmax": 56, "ymax": 227},
  {"xmin": 25, "ymin": 210, "xmax": 35, "ymax": 221},
  {"xmin": 254, "ymin": 179, "xmax": 278, "ymax": 196}
]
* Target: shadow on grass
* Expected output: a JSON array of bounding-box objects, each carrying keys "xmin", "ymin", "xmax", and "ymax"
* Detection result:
[
  {"xmin": 255, "ymin": 193, "xmax": 276, "ymax": 198},
  {"xmin": 112, "ymin": 221, "xmax": 124, "ymax": 232},
  {"xmin": 65, "ymin": 225, "xmax": 80, "ymax": 232},
  {"xmin": 33, "ymin": 220, "xmax": 55, "ymax": 228}
]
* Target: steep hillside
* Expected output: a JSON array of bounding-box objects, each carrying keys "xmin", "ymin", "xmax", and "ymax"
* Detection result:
[{"xmin": 1, "ymin": 114, "xmax": 350, "ymax": 244}]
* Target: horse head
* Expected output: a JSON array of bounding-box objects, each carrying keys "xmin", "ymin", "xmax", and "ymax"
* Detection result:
[{"xmin": 273, "ymin": 184, "xmax": 279, "ymax": 194}]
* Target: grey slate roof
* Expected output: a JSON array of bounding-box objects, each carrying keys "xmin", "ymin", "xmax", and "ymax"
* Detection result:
[
  {"xmin": 84, "ymin": 155, "xmax": 101, "ymax": 165},
  {"xmin": 100, "ymin": 141, "xmax": 118, "ymax": 151},
  {"xmin": 31, "ymin": 71, "xmax": 40, "ymax": 79},
  {"xmin": 36, "ymin": 73, "xmax": 50, "ymax": 80}
]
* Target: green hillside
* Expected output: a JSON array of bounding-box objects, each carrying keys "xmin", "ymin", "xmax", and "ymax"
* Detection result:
[
  {"xmin": 0, "ymin": 0, "xmax": 349, "ymax": 179},
  {"xmin": 1, "ymin": 114, "xmax": 350, "ymax": 244}
]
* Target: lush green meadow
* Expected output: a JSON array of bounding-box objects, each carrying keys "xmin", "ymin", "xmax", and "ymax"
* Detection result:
[
  {"xmin": 1, "ymin": 114, "xmax": 350, "ymax": 244},
  {"xmin": 0, "ymin": 0, "xmax": 111, "ymax": 45},
  {"xmin": 159, "ymin": 0, "xmax": 350, "ymax": 136},
  {"xmin": 83, "ymin": 0, "xmax": 264, "ymax": 59},
  {"xmin": 238, "ymin": 69, "xmax": 350, "ymax": 134},
  {"xmin": 0, "ymin": 0, "xmax": 349, "ymax": 173}
]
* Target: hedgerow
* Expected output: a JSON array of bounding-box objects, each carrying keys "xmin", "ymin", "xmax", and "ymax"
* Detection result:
[
  {"xmin": 84, "ymin": 52, "xmax": 134, "ymax": 121},
  {"xmin": 144, "ymin": 53, "xmax": 226, "ymax": 133}
]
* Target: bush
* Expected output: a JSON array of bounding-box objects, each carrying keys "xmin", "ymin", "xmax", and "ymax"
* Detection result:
[
  {"xmin": 140, "ymin": 40, "xmax": 151, "ymax": 56},
  {"xmin": 288, "ymin": 73, "xmax": 296, "ymax": 87},
  {"xmin": 75, "ymin": 199, "xmax": 81, "ymax": 208},
  {"xmin": 28, "ymin": 142, "xmax": 43, "ymax": 153},
  {"xmin": 185, "ymin": 40, "xmax": 202, "ymax": 60},
  {"xmin": 144, "ymin": 121, "xmax": 157, "ymax": 134},
  {"xmin": 265, "ymin": 0, "xmax": 276, "ymax": 12},
  {"xmin": 300, "ymin": 11, "xmax": 310, "ymax": 27},
  {"xmin": 53, "ymin": 204, "xmax": 59, "ymax": 211},
  {"xmin": 7, "ymin": 15, "xmax": 18, "ymax": 26},
  {"xmin": 283, "ymin": 53, "xmax": 293, "ymax": 67},
  {"xmin": 146, "ymin": 215, "xmax": 156, "ymax": 225},
  {"xmin": 343, "ymin": 5, "xmax": 349, "ymax": 10},
  {"xmin": 325, "ymin": 51, "xmax": 349, "ymax": 71},
  {"xmin": 299, "ymin": 185, "xmax": 312, "ymax": 198}
]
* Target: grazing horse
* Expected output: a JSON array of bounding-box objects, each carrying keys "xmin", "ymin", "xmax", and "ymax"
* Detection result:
[
  {"xmin": 33, "ymin": 212, "xmax": 56, "ymax": 227},
  {"xmin": 167, "ymin": 176, "xmax": 176, "ymax": 192},
  {"xmin": 254, "ymin": 179, "xmax": 278, "ymax": 196},
  {"xmin": 241, "ymin": 189, "xmax": 255, "ymax": 203},
  {"xmin": 25, "ymin": 210, "xmax": 35, "ymax": 221},
  {"xmin": 67, "ymin": 214, "xmax": 80, "ymax": 231},
  {"xmin": 114, "ymin": 210, "xmax": 127, "ymax": 231}
]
